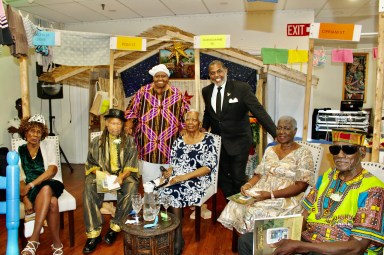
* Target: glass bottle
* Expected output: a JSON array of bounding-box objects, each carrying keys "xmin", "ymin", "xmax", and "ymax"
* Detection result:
[{"xmin": 143, "ymin": 182, "xmax": 156, "ymax": 221}]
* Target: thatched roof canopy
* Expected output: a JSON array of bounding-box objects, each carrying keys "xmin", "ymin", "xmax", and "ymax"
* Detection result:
[{"xmin": 38, "ymin": 25, "xmax": 318, "ymax": 87}]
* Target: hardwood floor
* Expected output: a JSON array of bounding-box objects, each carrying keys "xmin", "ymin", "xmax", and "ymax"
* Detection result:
[{"xmin": 0, "ymin": 164, "xmax": 238, "ymax": 255}]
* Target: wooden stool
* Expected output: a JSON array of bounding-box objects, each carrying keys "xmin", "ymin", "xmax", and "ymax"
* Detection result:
[{"xmin": 122, "ymin": 212, "xmax": 180, "ymax": 255}]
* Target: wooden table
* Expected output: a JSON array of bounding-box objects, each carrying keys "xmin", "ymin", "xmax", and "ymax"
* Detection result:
[{"xmin": 121, "ymin": 212, "xmax": 180, "ymax": 255}]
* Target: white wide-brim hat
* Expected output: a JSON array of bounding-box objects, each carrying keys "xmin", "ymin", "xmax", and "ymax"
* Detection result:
[{"xmin": 149, "ymin": 64, "xmax": 170, "ymax": 77}]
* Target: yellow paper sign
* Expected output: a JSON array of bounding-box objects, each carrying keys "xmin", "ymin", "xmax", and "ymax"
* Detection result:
[
  {"xmin": 309, "ymin": 23, "xmax": 361, "ymax": 42},
  {"xmin": 110, "ymin": 36, "xmax": 146, "ymax": 51},
  {"xmin": 194, "ymin": 35, "xmax": 230, "ymax": 49}
]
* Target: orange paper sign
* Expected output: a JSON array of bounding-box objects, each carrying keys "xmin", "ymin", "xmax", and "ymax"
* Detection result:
[
  {"xmin": 309, "ymin": 23, "xmax": 361, "ymax": 42},
  {"xmin": 319, "ymin": 23, "xmax": 354, "ymax": 40}
]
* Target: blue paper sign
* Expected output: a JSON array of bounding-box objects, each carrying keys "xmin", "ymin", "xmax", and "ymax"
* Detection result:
[{"xmin": 33, "ymin": 31, "xmax": 58, "ymax": 46}]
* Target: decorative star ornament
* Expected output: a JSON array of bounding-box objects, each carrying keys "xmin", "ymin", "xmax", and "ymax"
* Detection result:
[
  {"xmin": 166, "ymin": 42, "xmax": 190, "ymax": 65},
  {"xmin": 184, "ymin": 91, "xmax": 193, "ymax": 105}
]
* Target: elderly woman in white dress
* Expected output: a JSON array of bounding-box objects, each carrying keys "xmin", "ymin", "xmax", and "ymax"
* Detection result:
[{"xmin": 218, "ymin": 116, "xmax": 315, "ymax": 234}]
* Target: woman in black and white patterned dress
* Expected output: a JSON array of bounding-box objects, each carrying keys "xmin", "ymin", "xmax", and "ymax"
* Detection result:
[{"xmin": 159, "ymin": 109, "xmax": 218, "ymax": 255}]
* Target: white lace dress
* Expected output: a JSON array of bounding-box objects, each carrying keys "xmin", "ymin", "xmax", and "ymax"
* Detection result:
[{"xmin": 218, "ymin": 145, "xmax": 315, "ymax": 234}]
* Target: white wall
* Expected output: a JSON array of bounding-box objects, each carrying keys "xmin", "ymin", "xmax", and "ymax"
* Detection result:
[
  {"xmin": 266, "ymin": 75, "xmax": 308, "ymax": 138},
  {"xmin": 313, "ymin": 15, "xmax": 378, "ymax": 111},
  {"xmin": 313, "ymin": 42, "xmax": 377, "ymax": 111},
  {"xmin": 0, "ymin": 49, "xmax": 20, "ymax": 149},
  {"xmin": 0, "ymin": 47, "xmax": 89, "ymax": 163}
]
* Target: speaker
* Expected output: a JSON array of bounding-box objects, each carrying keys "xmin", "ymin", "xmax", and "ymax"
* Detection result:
[{"xmin": 37, "ymin": 82, "xmax": 63, "ymax": 100}]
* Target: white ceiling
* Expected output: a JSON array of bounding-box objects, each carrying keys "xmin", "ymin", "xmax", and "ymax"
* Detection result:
[{"xmin": 4, "ymin": 0, "xmax": 379, "ymax": 24}]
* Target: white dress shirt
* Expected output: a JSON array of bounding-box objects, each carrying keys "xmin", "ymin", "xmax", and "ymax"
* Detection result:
[{"xmin": 211, "ymin": 83, "xmax": 226, "ymax": 113}]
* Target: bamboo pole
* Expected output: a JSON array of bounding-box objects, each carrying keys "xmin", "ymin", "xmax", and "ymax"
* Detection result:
[
  {"xmin": 109, "ymin": 50, "xmax": 114, "ymax": 109},
  {"xmin": 371, "ymin": 11, "xmax": 384, "ymax": 162},
  {"xmin": 302, "ymin": 38, "xmax": 315, "ymax": 141},
  {"xmin": 194, "ymin": 49, "xmax": 201, "ymax": 111},
  {"xmin": 19, "ymin": 56, "xmax": 30, "ymax": 117}
]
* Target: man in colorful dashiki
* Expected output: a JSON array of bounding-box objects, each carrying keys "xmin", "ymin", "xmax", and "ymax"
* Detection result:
[
  {"xmin": 125, "ymin": 64, "xmax": 190, "ymax": 183},
  {"xmin": 270, "ymin": 128, "xmax": 384, "ymax": 255},
  {"xmin": 82, "ymin": 109, "xmax": 139, "ymax": 254}
]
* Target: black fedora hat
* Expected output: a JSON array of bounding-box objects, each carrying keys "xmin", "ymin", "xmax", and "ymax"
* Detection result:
[{"xmin": 104, "ymin": 109, "xmax": 127, "ymax": 122}]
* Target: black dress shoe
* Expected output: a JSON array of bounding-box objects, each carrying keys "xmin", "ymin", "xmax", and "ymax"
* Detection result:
[
  {"xmin": 104, "ymin": 229, "xmax": 118, "ymax": 245},
  {"xmin": 82, "ymin": 236, "xmax": 101, "ymax": 254}
]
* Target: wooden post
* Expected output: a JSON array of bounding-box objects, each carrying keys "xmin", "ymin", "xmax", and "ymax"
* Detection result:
[
  {"xmin": 19, "ymin": 56, "xmax": 30, "ymax": 117},
  {"xmin": 256, "ymin": 78, "xmax": 264, "ymax": 162},
  {"xmin": 372, "ymin": 11, "xmax": 384, "ymax": 162},
  {"xmin": 109, "ymin": 50, "xmax": 114, "ymax": 109},
  {"xmin": 194, "ymin": 49, "xmax": 201, "ymax": 111},
  {"xmin": 302, "ymin": 38, "xmax": 315, "ymax": 141}
]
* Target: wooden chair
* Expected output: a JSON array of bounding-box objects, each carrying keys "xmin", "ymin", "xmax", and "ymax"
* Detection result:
[
  {"xmin": 90, "ymin": 131, "xmax": 117, "ymax": 201},
  {"xmin": 191, "ymin": 133, "xmax": 221, "ymax": 241},
  {"xmin": 12, "ymin": 136, "xmax": 76, "ymax": 247},
  {"xmin": 361, "ymin": 162, "xmax": 384, "ymax": 182}
]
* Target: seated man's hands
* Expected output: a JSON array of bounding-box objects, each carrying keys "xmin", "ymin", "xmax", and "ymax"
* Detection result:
[
  {"xmin": 114, "ymin": 175, "xmax": 123, "ymax": 186},
  {"xmin": 271, "ymin": 239, "xmax": 302, "ymax": 255},
  {"xmin": 114, "ymin": 171, "xmax": 131, "ymax": 185}
]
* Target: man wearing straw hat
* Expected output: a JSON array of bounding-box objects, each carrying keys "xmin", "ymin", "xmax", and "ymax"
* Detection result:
[
  {"xmin": 258, "ymin": 128, "xmax": 384, "ymax": 255},
  {"xmin": 125, "ymin": 64, "xmax": 190, "ymax": 183}
]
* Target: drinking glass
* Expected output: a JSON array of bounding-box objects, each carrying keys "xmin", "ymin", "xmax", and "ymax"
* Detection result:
[
  {"xmin": 161, "ymin": 196, "xmax": 171, "ymax": 221},
  {"xmin": 131, "ymin": 194, "xmax": 143, "ymax": 225},
  {"xmin": 153, "ymin": 191, "xmax": 161, "ymax": 217}
]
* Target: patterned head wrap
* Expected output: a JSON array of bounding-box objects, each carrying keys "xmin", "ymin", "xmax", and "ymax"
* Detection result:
[
  {"xmin": 332, "ymin": 128, "xmax": 366, "ymax": 146},
  {"xmin": 28, "ymin": 114, "xmax": 46, "ymax": 125},
  {"xmin": 149, "ymin": 64, "xmax": 170, "ymax": 77}
]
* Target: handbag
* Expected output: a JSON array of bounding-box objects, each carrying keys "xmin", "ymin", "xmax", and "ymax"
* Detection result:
[{"xmin": 90, "ymin": 81, "xmax": 110, "ymax": 116}]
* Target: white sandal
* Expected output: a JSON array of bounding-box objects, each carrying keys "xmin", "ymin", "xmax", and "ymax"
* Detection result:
[
  {"xmin": 51, "ymin": 243, "xmax": 64, "ymax": 255},
  {"xmin": 21, "ymin": 241, "xmax": 40, "ymax": 255}
]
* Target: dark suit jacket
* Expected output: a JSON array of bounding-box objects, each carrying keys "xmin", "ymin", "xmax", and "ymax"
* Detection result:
[{"xmin": 202, "ymin": 80, "xmax": 276, "ymax": 156}]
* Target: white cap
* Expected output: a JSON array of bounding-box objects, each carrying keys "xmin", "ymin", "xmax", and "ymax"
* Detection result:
[
  {"xmin": 148, "ymin": 64, "xmax": 170, "ymax": 77},
  {"xmin": 143, "ymin": 182, "xmax": 155, "ymax": 193}
]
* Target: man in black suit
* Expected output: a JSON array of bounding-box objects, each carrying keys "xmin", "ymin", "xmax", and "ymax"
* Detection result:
[{"xmin": 202, "ymin": 60, "xmax": 276, "ymax": 198}]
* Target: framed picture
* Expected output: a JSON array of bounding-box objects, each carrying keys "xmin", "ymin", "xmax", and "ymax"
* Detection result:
[
  {"xmin": 159, "ymin": 49, "xmax": 195, "ymax": 79},
  {"xmin": 342, "ymin": 53, "xmax": 368, "ymax": 102}
]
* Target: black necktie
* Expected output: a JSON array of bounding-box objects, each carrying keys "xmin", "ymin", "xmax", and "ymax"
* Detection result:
[{"xmin": 216, "ymin": 87, "xmax": 222, "ymax": 116}]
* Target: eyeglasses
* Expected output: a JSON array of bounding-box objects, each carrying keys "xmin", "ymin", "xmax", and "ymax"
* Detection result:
[{"xmin": 329, "ymin": 145, "xmax": 360, "ymax": 155}]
